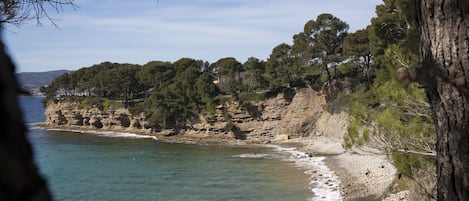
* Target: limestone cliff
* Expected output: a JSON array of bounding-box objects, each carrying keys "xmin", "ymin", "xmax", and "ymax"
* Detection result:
[
  {"xmin": 44, "ymin": 87, "xmax": 349, "ymax": 143},
  {"xmin": 45, "ymin": 101, "xmax": 152, "ymax": 133}
]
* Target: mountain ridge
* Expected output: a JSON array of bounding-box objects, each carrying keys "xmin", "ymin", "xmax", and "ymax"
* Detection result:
[{"xmin": 16, "ymin": 69, "xmax": 71, "ymax": 95}]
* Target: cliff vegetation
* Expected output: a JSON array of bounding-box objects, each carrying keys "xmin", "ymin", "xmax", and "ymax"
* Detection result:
[{"xmin": 42, "ymin": 1, "xmax": 436, "ymax": 199}]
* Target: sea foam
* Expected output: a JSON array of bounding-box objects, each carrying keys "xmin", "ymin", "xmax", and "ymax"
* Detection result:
[
  {"xmin": 28, "ymin": 122, "xmax": 47, "ymax": 129},
  {"xmin": 272, "ymin": 146, "xmax": 342, "ymax": 201},
  {"xmin": 47, "ymin": 128, "xmax": 158, "ymax": 141},
  {"xmin": 232, "ymin": 153, "xmax": 273, "ymax": 159}
]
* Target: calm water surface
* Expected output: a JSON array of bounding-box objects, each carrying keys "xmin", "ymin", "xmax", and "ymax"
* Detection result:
[{"xmin": 19, "ymin": 97, "xmax": 313, "ymax": 201}]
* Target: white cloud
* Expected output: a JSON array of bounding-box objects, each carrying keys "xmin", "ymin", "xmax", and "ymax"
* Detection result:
[{"xmin": 5, "ymin": 0, "xmax": 382, "ymax": 72}]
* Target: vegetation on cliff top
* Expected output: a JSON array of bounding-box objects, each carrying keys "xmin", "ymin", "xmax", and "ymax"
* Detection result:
[
  {"xmin": 42, "ymin": 2, "xmax": 435, "ymax": 153},
  {"xmin": 42, "ymin": 1, "xmax": 435, "ymax": 197},
  {"xmin": 45, "ymin": 6, "xmax": 434, "ymax": 139}
]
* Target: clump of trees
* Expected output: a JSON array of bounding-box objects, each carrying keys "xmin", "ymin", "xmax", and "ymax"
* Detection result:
[
  {"xmin": 42, "ymin": 8, "xmax": 437, "ymax": 198},
  {"xmin": 340, "ymin": 0, "xmax": 434, "ymax": 152},
  {"xmin": 333, "ymin": 0, "xmax": 436, "ymax": 199},
  {"xmin": 41, "ymin": 57, "xmax": 267, "ymax": 129},
  {"xmin": 43, "ymin": 8, "xmax": 434, "ymax": 154},
  {"xmin": 4, "ymin": 0, "xmax": 468, "ymax": 199},
  {"xmin": 42, "ymin": 10, "xmax": 358, "ymax": 129},
  {"xmin": 42, "ymin": 59, "xmax": 216, "ymax": 128}
]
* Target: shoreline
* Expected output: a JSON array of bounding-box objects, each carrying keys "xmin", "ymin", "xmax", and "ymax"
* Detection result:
[
  {"xmin": 280, "ymin": 137, "xmax": 403, "ymax": 201},
  {"xmin": 34, "ymin": 124, "xmax": 402, "ymax": 200}
]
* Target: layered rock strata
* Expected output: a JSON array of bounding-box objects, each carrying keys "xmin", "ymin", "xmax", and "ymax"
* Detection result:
[{"xmin": 44, "ymin": 87, "xmax": 349, "ymax": 143}]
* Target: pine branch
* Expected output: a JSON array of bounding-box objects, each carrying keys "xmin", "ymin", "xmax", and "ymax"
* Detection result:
[{"xmin": 395, "ymin": 148, "xmax": 436, "ymax": 156}]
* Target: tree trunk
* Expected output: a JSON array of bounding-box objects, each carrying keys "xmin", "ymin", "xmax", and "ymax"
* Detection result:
[
  {"xmin": 324, "ymin": 64, "xmax": 332, "ymax": 86},
  {"xmin": 124, "ymin": 88, "xmax": 129, "ymax": 108},
  {"xmin": 0, "ymin": 40, "xmax": 53, "ymax": 200},
  {"xmin": 416, "ymin": 0, "xmax": 469, "ymax": 200}
]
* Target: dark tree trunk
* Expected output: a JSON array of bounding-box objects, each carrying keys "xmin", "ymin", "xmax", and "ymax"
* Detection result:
[
  {"xmin": 0, "ymin": 40, "xmax": 53, "ymax": 200},
  {"xmin": 124, "ymin": 88, "xmax": 129, "ymax": 108},
  {"xmin": 323, "ymin": 64, "xmax": 332, "ymax": 86},
  {"xmin": 416, "ymin": 0, "xmax": 469, "ymax": 200},
  {"xmin": 363, "ymin": 54, "xmax": 372, "ymax": 85}
]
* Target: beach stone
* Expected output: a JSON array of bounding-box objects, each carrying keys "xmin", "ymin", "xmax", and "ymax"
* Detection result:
[{"xmin": 276, "ymin": 134, "xmax": 290, "ymax": 141}]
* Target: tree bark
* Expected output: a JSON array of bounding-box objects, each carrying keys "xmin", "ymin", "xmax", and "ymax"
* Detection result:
[
  {"xmin": 0, "ymin": 39, "xmax": 53, "ymax": 200},
  {"xmin": 416, "ymin": 0, "xmax": 469, "ymax": 200}
]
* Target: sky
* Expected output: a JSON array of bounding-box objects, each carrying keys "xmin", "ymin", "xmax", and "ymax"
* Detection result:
[{"xmin": 4, "ymin": 0, "xmax": 382, "ymax": 73}]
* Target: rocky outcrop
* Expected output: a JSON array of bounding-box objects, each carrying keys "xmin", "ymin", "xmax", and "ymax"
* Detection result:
[
  {"xmin": 44, "ymin": 87, "xmax": 349, "ymax": 142},
  {"xmin": 45, "ymin": 102, "xmax": 152, "ymax": 133},
  {"xmin": 191, "ymin": 91, "xmax": 291, "ymax": 142}
]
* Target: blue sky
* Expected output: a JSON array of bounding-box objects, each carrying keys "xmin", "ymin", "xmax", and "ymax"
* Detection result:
[{"xmin": 4, "ymin": 0, "xmax": 382, "ymax": 73}]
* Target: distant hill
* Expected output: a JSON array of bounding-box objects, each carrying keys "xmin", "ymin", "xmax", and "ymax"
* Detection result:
[{"xmin": 16, "ymin": 70, "xmax": 71, "ymax": 95}]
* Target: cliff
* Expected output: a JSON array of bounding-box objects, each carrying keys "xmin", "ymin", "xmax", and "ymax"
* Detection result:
[
  {"xmin": 44, "ymin": 87, "xmax": 349, "ymax": 144},
  {"xmin": 44, "ymin": 88, "xmax": 405, "ymax": 200},
  {"xmin": 45, "ymin": 101, "xmax": 152, "ymax": 133}
]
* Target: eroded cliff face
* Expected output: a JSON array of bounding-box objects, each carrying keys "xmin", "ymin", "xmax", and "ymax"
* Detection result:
[
  {"xmin": 44, "ymin": 87, "xmax": 349, "ymax": 142},
  {"xmin": 45, "ymin": 102, "xmax": 152, "ymax": 133}
]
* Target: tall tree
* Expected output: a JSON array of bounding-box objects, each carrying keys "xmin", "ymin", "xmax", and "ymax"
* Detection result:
[
  {"xmin": 211, "ymin": 57, "xmax": 244, "ymax": 93},
  {"xmin": 93, "ymin": 65, "xmax": 120, "ymax": 98},
  {"xmin": 343, "ymin": 28, "xmax": 373, "ymax": 83},
  {"xmin": 76, "ymin": 66, "xmax": 98, "ymax": 96},
  {"xmin": 149, "ymin": 58, "xmax": 203, "ymax": 128},
  {"xmin": 414, "ymin": 0, "xmax": 469, "ymax": 200},
  {"xmin": 397, "ymin": 0, "xmax": 469, "ymax": 199},
  {"xmin": 370, "ymin": 0, "xmax": 419, "ymax": 68},
  {"xmin": 195, "ymin": 72, "xmax": 219, "ymax": 105},
  {"xmin": 137, "ymin": 61, "xmax": 174, "ymax": 91},
  {"xmin": 243, "ymin": 57, "xmax": 267, "ymax": 91},
  {"xmin": 116, "ymin": 64, "xmax": 141, "ymax": 108},
  {"xmin": 291, "ymin": 32, "xmax": 311, "ymax": 78},
  {"xmin": 305, "ymin": 13, "xmax": 349, "ymax": 86},
  {"xmin": 266, "ymin": 43, "xmax": 293, "ymax": 88},
  {"xmin": 54, "ymin": 72, "xmax": 72, "ymax": 96}
]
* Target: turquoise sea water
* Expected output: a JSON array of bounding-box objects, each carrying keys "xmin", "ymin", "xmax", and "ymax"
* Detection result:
[{"xmin": 19, "ymin": 97, "xmax": 320, "ymax": 201}]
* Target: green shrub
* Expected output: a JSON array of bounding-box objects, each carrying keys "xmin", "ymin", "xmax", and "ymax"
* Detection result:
[
  {"xmin": 347, "ymin": 120, "xmax": 359, "ymax": 139},
  {"xmin": 363, "ymin": 128, "xmax": 370, "ymax": 142},
  {"xmin": 243, "ymin": 102, "xmax": 262, "ymax": 119},
  {"xmin": 325, "ymin": 92, "xmax": 351, "ymax": 113},
  {"xmin": 342, "ymin": 118, "xmax": 372, "ymax": 149},
  {"xmin": 392, "ymin": 152, "xmax": 435, "ymax": 177},
  {"xmin": 102, "ymin": 100, "xmax": 124, "ymax": 112},
  {"xmin": 224, "ymin": 121, "xmax": 235, "ymax": 132},
  {"xmin": 349, "ymin": 100, "xmax": 371, "ymax": 122},
  {"xmin": 343, "ymin": 118, "xmax": 360, "ymax": 149},
  {"xmin": 64, "ymin": 96, "xmax": 85, "ymax": 103},
  {"xmin": 238, "ymin": 92, "xmax": 265, "ymax": 103},
  {"xmin": 342, "ymin": 135, "xmax": 353, "ymax": 149},
  {"xmin": 102, "ymin": 100, "xmax": 110, "ymax": 112},
  {"xmin": 204, "ymin": 103, "xmax": 217, "ymax": 115},
  {"xmin": 81, "ymin": 96, "xmax": 104, "ymax": 110},
  {"xmin": 217, "ymin": 95, "xmax": 233, "ymax": 105},
  {"xmin": 129, "ymin": 102, "xmax": 146, "ymax": 115}
]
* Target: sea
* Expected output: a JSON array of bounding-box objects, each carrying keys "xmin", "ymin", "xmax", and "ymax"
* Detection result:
[{"xmin": 19, "ymin": 96, "xmax": 341, "ymax": 201}]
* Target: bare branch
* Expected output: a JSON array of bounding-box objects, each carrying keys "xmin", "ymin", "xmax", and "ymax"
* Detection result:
[
  {"xmin": 0, "ymin": 0, "xmax": 77, "ymax": 27},
  {"xmin": 395, "ymin": 148, "xmax": 436, "ymax": 156}
]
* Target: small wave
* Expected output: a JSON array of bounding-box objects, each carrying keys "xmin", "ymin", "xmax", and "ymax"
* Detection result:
[
  {"xmin": 271, "ymin": 145, "xmax": 342, "ymax": 201},
  {"xmin": 47, "ymin": 128, "xmax": 158, "ymax": 141},
  {"xmin": 232, "ymin": 153, "xmax": 272, "ymax": 159},
  {"xmin": 27, "ymin": 122, "xmax": 46, "ymax": 129}
]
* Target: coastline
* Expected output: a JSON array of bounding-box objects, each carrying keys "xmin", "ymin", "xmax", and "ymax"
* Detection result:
[
  {"xmin": 280, "ymin": 137, "xmax": 405, "ymax": 201},
  {"xmin": 35, "ymin": 124, "xmax": 405, "ymax": 200},
  {"xmin": 38, "ymin": 124, "xmax": 251, "ymax": 145}
]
